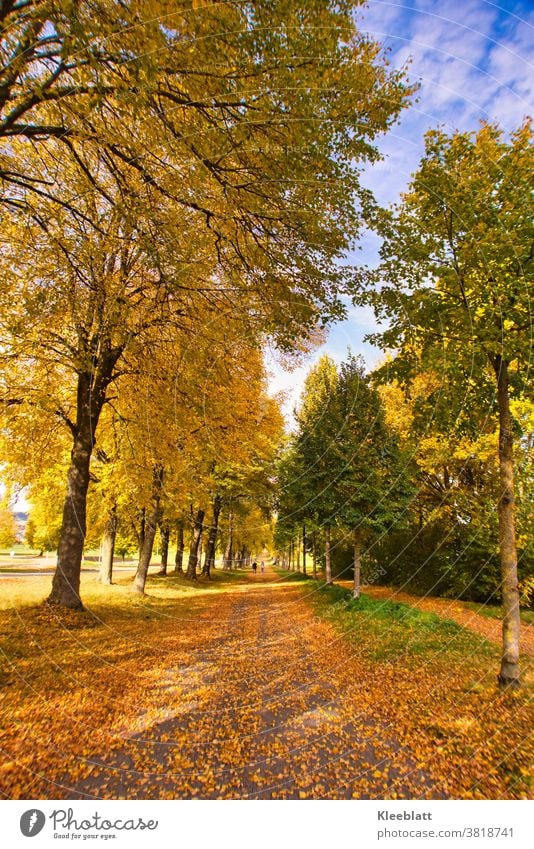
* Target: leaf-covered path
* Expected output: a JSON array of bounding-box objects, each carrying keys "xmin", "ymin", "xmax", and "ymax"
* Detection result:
[
  {"xmin": 1, "ymin": 569, "xmax": 532, "ymax": 800},
  {"xmin": 58, "ymin": 569, "xmax": 442, "ymax": 800}
]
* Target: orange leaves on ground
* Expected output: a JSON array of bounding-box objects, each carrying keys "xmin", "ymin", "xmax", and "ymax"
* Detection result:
[{"xmin": 0, "ymin": 570, "xmax": 532, "ymax": 800}]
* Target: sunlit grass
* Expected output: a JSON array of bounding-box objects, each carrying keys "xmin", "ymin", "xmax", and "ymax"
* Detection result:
[{"xmin": 0, "ymin": 567, "xmax": 248, "ymax": 612}]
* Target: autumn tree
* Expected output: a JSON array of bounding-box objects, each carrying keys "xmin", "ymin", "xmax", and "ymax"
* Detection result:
[
  {"xmin": 357, "ymin": 120, "xmax": 533, "ymax": 687},
  {"xmin": 292, "ymin": 355, "xmax": 340, "ymax": 584},
  {"xmin": 0, "ymin": 499, "xmax": 17, "ymax": 548},
  {"xmin": 1, "ymin": 1, "xmax": 413, "ymax": 610}
]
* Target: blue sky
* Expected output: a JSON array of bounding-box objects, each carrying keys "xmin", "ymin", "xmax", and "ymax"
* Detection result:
[{"xmin": 269, "ymin": 0, "xmax": 533, "ymax": 422}]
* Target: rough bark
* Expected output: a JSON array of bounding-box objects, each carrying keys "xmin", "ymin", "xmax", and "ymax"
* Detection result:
[
  {"xmin": 132, "ymin": 466, "xmax": 164, "ymax": 595},
  {"xmin": 48, "ymin": 434, "xmax": 92, "ymax": 609},
  {"xmin": 353, "ymin": 535, "xmax": 361, "ymax": 599},
  {"xmin": 99, "ymin": 504, "xmax": 117, "ymax": 585},
  {"xmin": 138, "ymin": 508, "xmax": 146, "ymax": 552},
  {"xmin": 48, "ymin": 351, "xmax": 119, "ymax": 609},
  {"xmin": 223, "ymin": 513, "xmax": 233, "ymax": 570},
  {"xmin": 186, "ymin": 508, "xmax": 205, "ymax": 580},
  {"xmin": 325, "ymin": 527, "xmax": 332, "ymax": 585},
  {"xmin": 205, "ymin": 509, "xmax": 222, "ymax": 573},
  {"xmin": 493, "ymin": 355, "xmax": 521, "ymax": 688},
  {"xmin": 174, "ymin": 519, "xmax": 184, "ymax": 573},
  {"xmin": 157, "ymin": 519, "xmax": 170, "ymax": 575}
]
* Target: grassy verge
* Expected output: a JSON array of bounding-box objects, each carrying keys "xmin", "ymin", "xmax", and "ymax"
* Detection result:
[
  {"xmin": 286, "ymin": 573, "xmax": 532, "ymax": 798},
  {"xmin": 459, "ymin": 599, "xmax": 534, "ymax": 626},
  {"xmin": 291, "ymin": 576, "xmax": 496, "ymax": 665},
  {"xmin": 0, "ymin": 566, "xmax": 247, "ymax": 612}
]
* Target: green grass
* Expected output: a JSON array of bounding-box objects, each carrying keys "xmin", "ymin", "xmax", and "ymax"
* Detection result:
[
  {"xmin": 459, "ymin": 599, "xmax": 534, "ymax": 626},
  {"xmin": 0, "ymin": 545, "xmax": 43, "ymax": 556},
  {"xmin": 296, "ymin": 577, "xmax": 497, "ymax": 664},
  {"xmin": 0, "ymin": 565, "xmax": 248, "ymax": 612},
  {"xmin": 273, "ymin": 568, "xmax": 311, "ymax": 582}
]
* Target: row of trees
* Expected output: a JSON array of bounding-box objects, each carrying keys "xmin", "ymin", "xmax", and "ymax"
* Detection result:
[
  {"xmin": 276, "ymin": 121, "xmax": 532, "ymax": 689},
  {"xmin": 0, "ymin": 0, "xmax": 412, "ymax": 608}
]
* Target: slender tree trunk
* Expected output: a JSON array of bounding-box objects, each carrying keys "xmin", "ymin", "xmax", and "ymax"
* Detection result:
[
  {"xmin": 186, "ymin": 508, "xmax": 204, "ymax": 580},
  {"xmin": 99, "ymin": 504, "xmax": 117, "ymax": 585},
  {"xmin": 223, "ymin": 513, "xmax": 233, "ymax": 570},
  {"xmin": 302, "ymin": 523, "xmax": 307, "ymax": 576},
  {"xmin": 296, "ymin": 533, "xmax": 301, "ymax": 572},
  {"xmin": 174, "ymin": 519, "xmax": 184, "ymax": 573},
  {"xmin": 203, "ymin": 494, "xmax": 222, "ymax": 578},
  {"xmin": 138, "ymin": 508, "xmax": 146, "ymax": 552},
  {"xmin": 157, "ymin": 520, "xmax": 170, "ymax": 575},
  {"xmin": 289, "ymin": 539, "xmax": 293, "ymax": 570},
  {"xmin": 132, "ymin": 466, "xmax": 164, "ymax": 595},
  {"xmin": 494, "ymin": 356, "xmax": 521, "ymax": 688},
  {"xmin": 353, "ymin": 535, "xmax": 361, "ymax": 599},
  {"xmin": 312, "ymin": 531, "xmax": 317, "ymax": 579},
  {"xmin": 325, "ymin": 527, "xmax": 332, "ymax": 585},
  {"xmin": 48, "ymin": 354, "xmax": 119, "ymax": 609}
]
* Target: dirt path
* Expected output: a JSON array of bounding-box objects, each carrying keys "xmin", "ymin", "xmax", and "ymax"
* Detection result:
[
  {"xmin": 360, "ymin": 585, "xmax": 534, "ymax": 658},
  {"xmin": 54, "ymin": 569, "xmax": 445, "ymax": 800}
]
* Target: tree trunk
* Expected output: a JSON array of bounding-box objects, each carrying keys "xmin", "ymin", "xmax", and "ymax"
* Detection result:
[
  {"xmin": 174, "ymin": 519, "xmax": 184, "ymax": 573},
  {"xmin": 312, "ymin": 531, "xmax": 317, "ymax": 579},
  {"xmin": 132, "ymin": 466, "xmax": 164, "ymax": 595},
  {"xmin": 493, "ymin": 356, "xmax": 521, "ymax": 688},
  {"xmin": 202, "ymin": 495, "xmax": 221, "ymax": 578},
  {"xmin": 138, "ymin": 508, "xmax": 146, "ymax": 552},
  {"xmin": 99, "ymin": 504, "xmax": 117, "ymax": 585},
  {"xmin": 353, "ymin": 535, "xmax": 361, "ymax": 599},
  {"xmin": 223, "ymin": 513, "xmax": 233, "ymax": 570},
  {"xmin": 157, "ymin": 519, "xmax": 170, "ymax": 575},
  {"xmin": 302, "ymin": 523, "xmax": 307, "ymax": 575},
  {"xmin": 325, "ymin": 527, "xmax": 332, "ymax": 585},
  {"xmin": 186, "ymin": 508, "xmax": 204, "ymax": 580},
  {"xmin": 296, "ymin": 534, "xmax": 301, "ymax": 572},
  {"xmin": 48, "ymin": 354, "xmax": 119, "ymax": 609},
  {"xmin": 48, "ymin": 434, "xmax": 92, "ymax": 608}
]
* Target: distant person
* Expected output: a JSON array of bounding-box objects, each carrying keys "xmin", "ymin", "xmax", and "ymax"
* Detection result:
[
  {"xmin": 260, "ymin": 561, "xmax": 265, "ymax": 573},
  {"xmin": 252, "ymin": 561, "xmax": 257, "ymax": 573}
]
